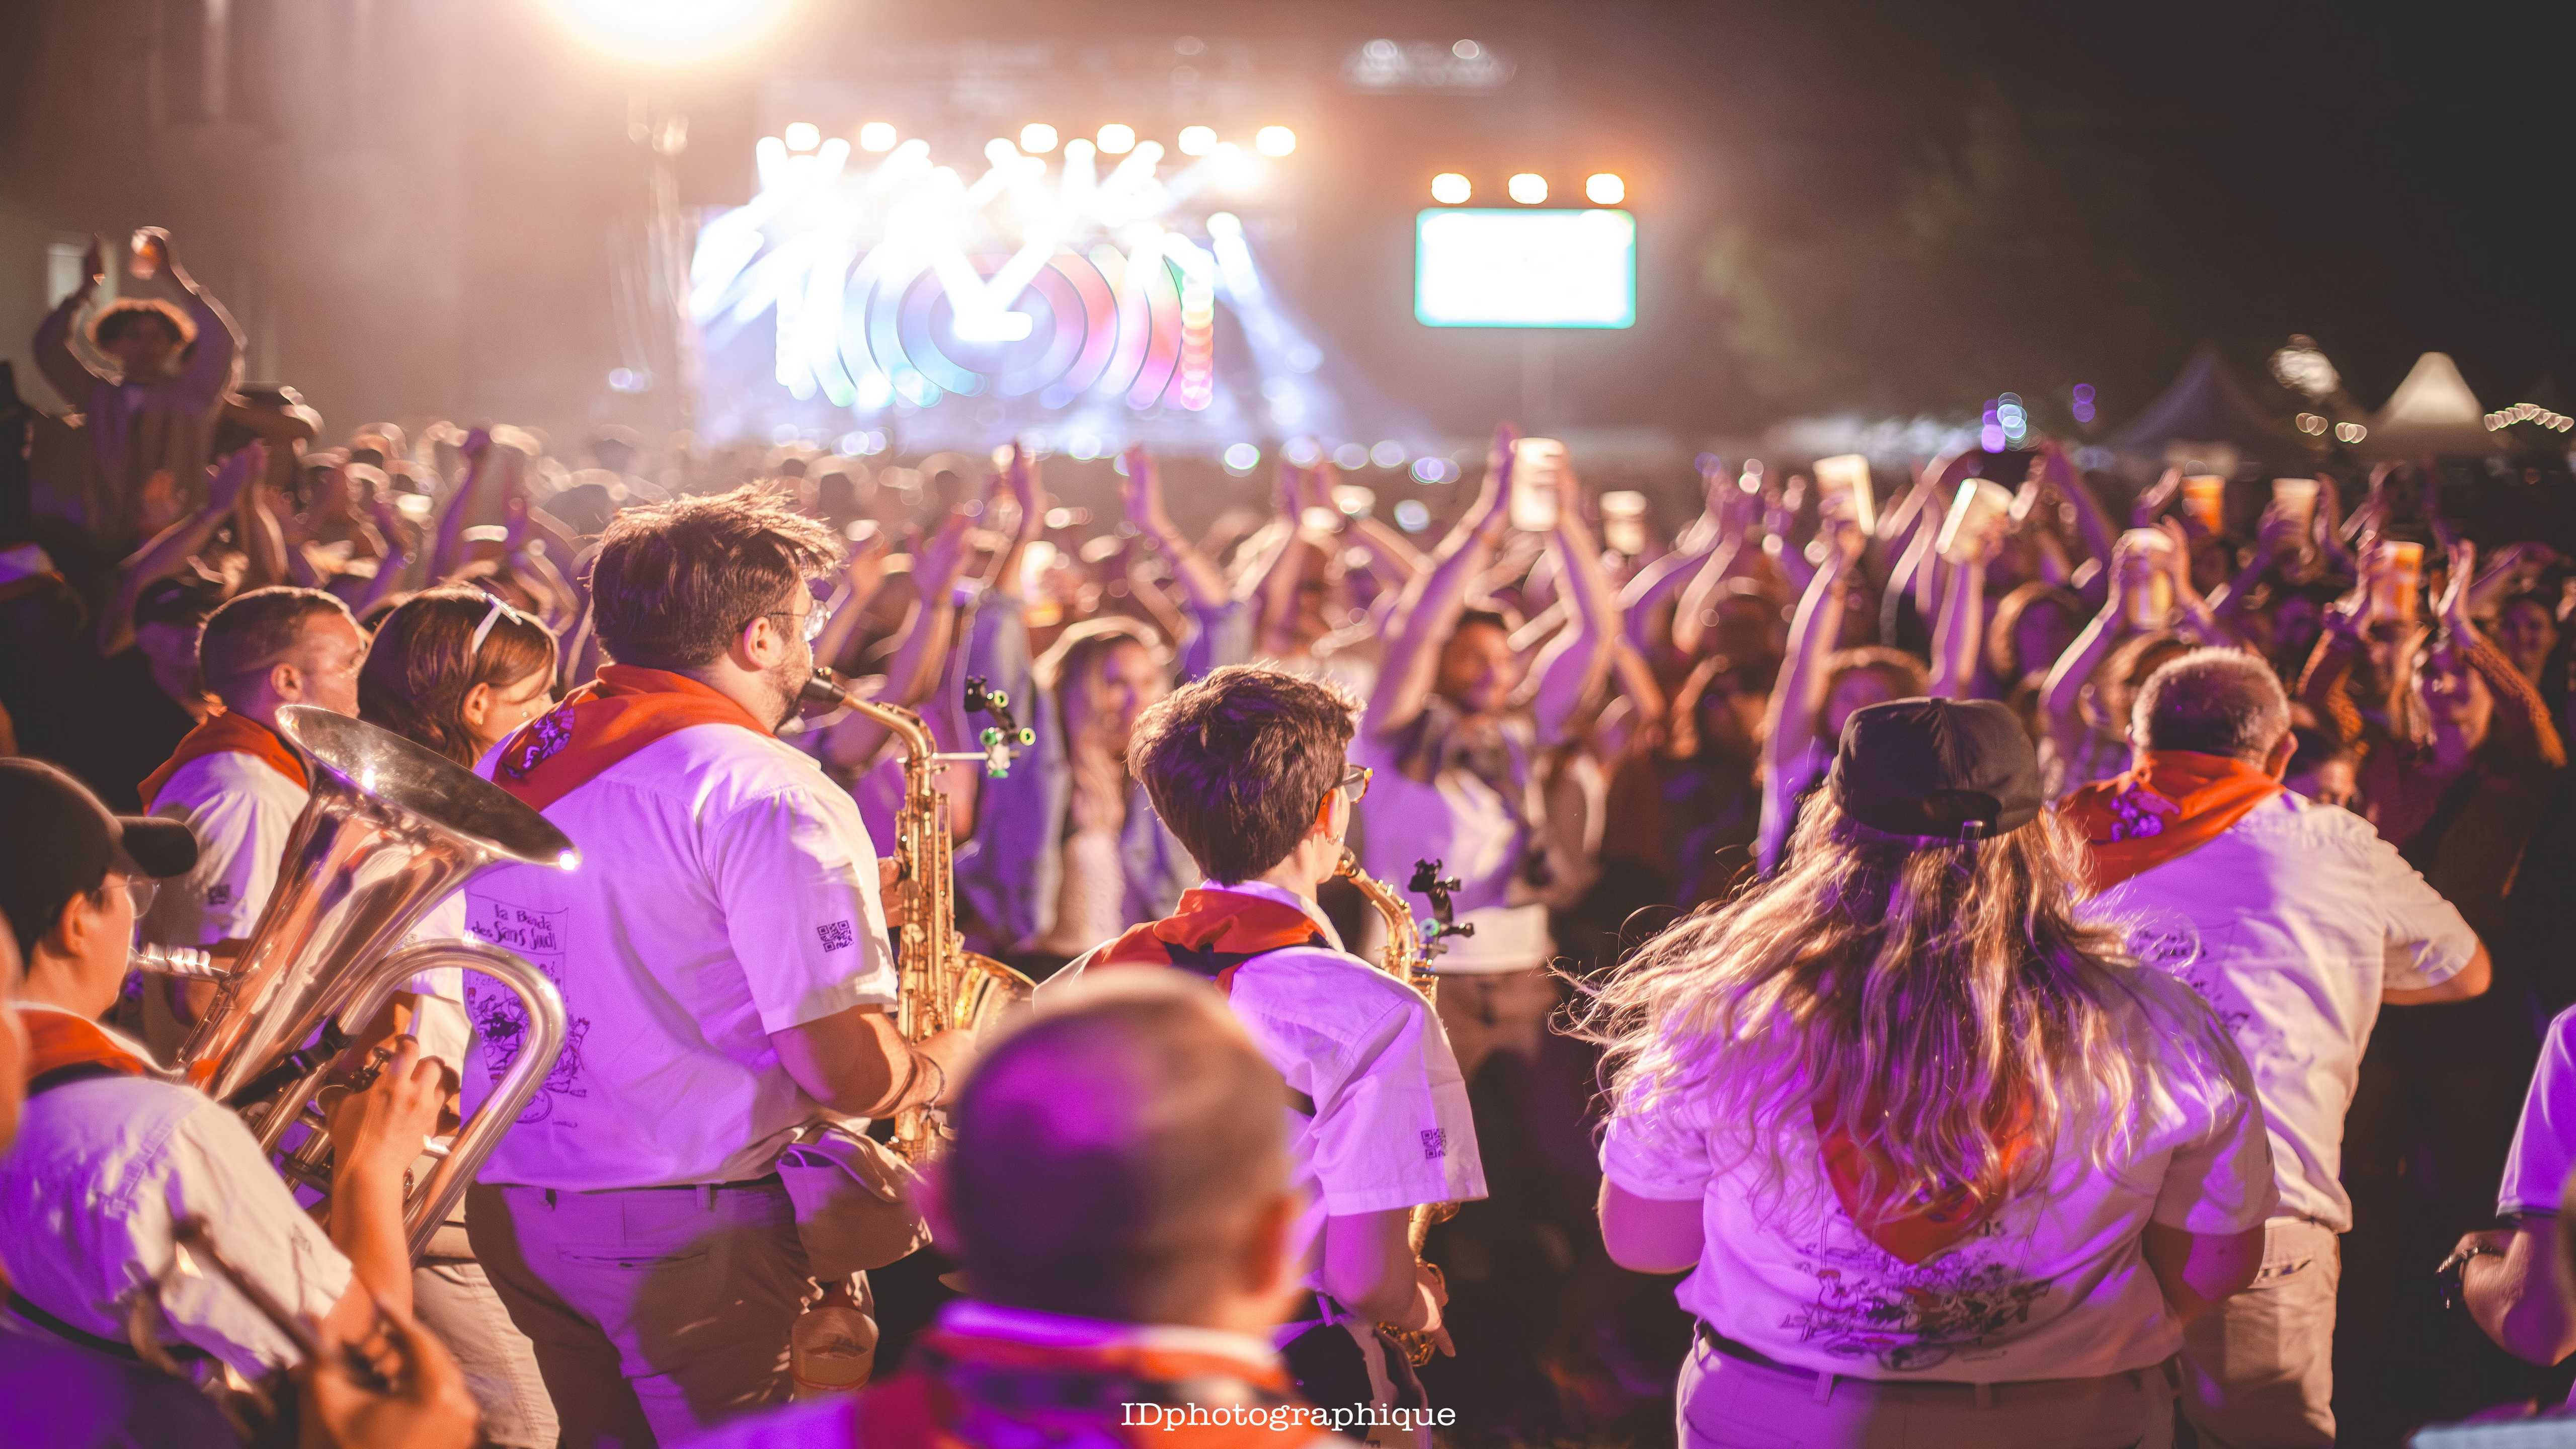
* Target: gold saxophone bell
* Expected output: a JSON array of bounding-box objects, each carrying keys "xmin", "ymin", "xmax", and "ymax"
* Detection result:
[{"xmin": 166, "ymin": 706, "xmax": 579, "ymax": 1259}]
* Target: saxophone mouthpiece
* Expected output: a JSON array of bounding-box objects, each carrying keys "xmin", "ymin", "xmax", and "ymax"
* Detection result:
[{"xmin": 801, "ymin": 667, "xmax": 851, "ymax": 707}]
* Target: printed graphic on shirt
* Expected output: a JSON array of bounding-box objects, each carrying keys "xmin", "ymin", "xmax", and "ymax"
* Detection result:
[
  {"xmin": 1421, "ymin": 1128, "xmax": 1448, "ymax": 1161},
  {"xmin": 817, "ymin": 920, "xmax": 855, "ymax": 952},
  {"xmin": 1787, "ymin": 1223, "xmax": 2055, "ymax": 1372},
  {"xmin": 2120, "ymin": 912, "xmax": 2251, "ymax": 1036},
  {"xmin": 208, "ymin": 883, "xmax": 233, "ymax": 908},
  {"xmin": 463, "ymin": 897, "xmax": 589, "ymax": 1125}
]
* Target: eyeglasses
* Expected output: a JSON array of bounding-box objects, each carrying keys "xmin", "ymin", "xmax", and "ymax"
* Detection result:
[
  {"xmin": 754, "ymin": 600, "xmax": 835, "ymax": 643},
  {"xmin": 1333, "ymin": 764, "xmax": 1371, "ymax": 805},
  {"xmin": 115, "ymin": 875, "xmax": 156, "ymax": 918}
]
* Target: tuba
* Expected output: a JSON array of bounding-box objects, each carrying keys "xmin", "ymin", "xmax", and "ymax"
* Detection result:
[
  {"xmin": 1333, "ymin": 852, "xmax": 1474, "ymax": 1366},
  {"xmin": 144, "ymin": 705, "xmax": 578, "ymax": 1259},
  {"xmin": 801, "ymin": 668, "xmax": 1034, "ymax": 1157}
]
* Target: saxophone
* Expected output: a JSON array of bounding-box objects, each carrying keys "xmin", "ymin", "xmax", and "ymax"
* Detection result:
[
  {"xmin": 803, "ymin": 668, "xmax": 1035, "ymax": 1158},
  {"xmin": 1333, "ymin": 852, "xmax": 1473, "ymax": 1366}
]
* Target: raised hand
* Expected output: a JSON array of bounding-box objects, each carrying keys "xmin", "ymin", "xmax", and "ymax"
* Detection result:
[
  {"xmin": 914, "ymin": 507, "xmax": 975, "ymax": 598},
  {"xmin": 2133, "ymin": 467, "xmax": 2182, "ymax": 528},
  {"xmin": 80, "ymin": 235, "xmax": 106, "ymax": 291},
  {"xmin": 206, "ymin": 442, "xmax": 264, "ymax": 510},
  {"xmin": 1121, "ymin": 444, "xmax": 1175, "ymax": 542},
  {"xmin": 302, "ymin": 1295, "xmax": 479, "ymax": 1449}
]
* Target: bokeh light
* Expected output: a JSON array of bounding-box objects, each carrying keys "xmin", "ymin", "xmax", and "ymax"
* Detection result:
[
  {"xmin": 1178, "ymin": 126, "xmax": 1219, "ymax": 156},
  {"xmin": 1507, "ymin": 172, "xmax": 1548, "ymax": 204},
  {"xmin": 1584, "ymin": 173, "xmax": 1625, "ymax": 205},
  {"xmin": 858, "ymin": 122, "xmax": 897, "ymax": 152},
  {"xmin": 1096, "ymin": 123, "xmax": 1137, "ymax": 154},
  {"xmin": 1222, "ymin": 442, "xmax": 1262, "ymax": 474},
  {"xmin": 1431, "ymin": 172, "xmax": 1472, "ymax": 205},
  {"xmin": 1018, "ymin": 122, "xmax": 1059, "ymax": 153},
  {"xmin": 1255, "ymin": 126, "xmax": 1298, "ymax": 157}
]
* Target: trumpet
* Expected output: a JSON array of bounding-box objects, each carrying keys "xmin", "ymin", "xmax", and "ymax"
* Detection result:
[{"xmin": 801, "ymin": 667, "xmax": 1034, "ymax": 1157}]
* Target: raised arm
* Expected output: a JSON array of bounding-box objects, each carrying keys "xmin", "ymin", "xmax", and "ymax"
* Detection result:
[
  {"xmin": 2038, "ymin": 438, "xmax": 2119, "ymax": 588},
  {"xmin": 1122, "ymin": 445, "xmax": 1228, "ymax": 611},
  {"xmin": 1367, "ymin": 427, "xmax": 1514, "ymax": 740},
  {"xmin": 1756, "ymin": 517, "xmax": 1864, "ymax": 869},
  {"xmin": 97, "ymin": 443, "xmax": 262, "ymax": 656},
  {"xmin": 2441, "ymin": 541, "xmax": 2567, "ymax": 771},
  {"xmin": 810, "ymin": 523, "xmax": 891, "ymax": 674},
  {"xmin": 1927, "ymin": 547, "xmax": 1990, "ymax": 700},
  {"xmin": 1530, "ymin": 462, "xmax": 1624, "ymax": 739},
  {"xmin": 2043, "ymin": 591, "xmax": 2131, "ymax": 767},
  {"xmin": 428, "ymin": 429, "xmax": 497, "ymax": 582},
  {"xmin": 148, "ymin": 229, "xmax": 245, "ymax": 410},
  {"xmin": 33, "ymin": 236, "xmax": 107, "ymax": 406},
  {"xmin": 824, "ymin": 512, "xmax": 974, "ymax": 779}
]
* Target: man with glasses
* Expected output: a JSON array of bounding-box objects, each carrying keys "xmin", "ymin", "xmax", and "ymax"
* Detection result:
[
  {"xmin": 135, "ymin": 584, "xmax": 368, "ymax": 1058},
  {"xmin": 457, "ymin": 488, "xmax": 968, "ymax": 1446},
  {"xmin": 1055, "ymin": 664, "xmax": 1486, "ymax": 1439}
]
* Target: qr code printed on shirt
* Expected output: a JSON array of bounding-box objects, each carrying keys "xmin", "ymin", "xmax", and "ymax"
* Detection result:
[
  {"xmin": 1420, "ymin": 1129, "xmax": 1448, "ymax": 1161},
  {"xmin": 817, "ymin": 920, "xmax": 855, "ymax": 952}
]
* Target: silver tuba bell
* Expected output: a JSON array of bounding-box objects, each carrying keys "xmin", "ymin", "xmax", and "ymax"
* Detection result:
[{"xmin": 162, "ymin": 705, "xmax": 579, "ymax": 1259}]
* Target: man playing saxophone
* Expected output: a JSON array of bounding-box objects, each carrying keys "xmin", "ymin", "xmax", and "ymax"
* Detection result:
[
  {"xmin": 461, "ymin": 488, "xmax": 971, "ymax": 1447},
  {"xmin": 1053, "ymin": 665, "xmax": 1486, "ymax": 1444}
]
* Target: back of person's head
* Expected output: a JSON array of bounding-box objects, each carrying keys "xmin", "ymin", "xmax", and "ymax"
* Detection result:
[
  {"xmin": 944, "ymin": 973, "xmax": 1292, "ymax": 1323},
  {"xmin": 587, "ymin": 487, "xmax": 840, "ymax": 670},
  {"xmin": 198, "ymin": 586, "xmax": 353, "ymax": 702},
  {"xmin": 2132, "ymin": 648, "xmax": 2291, "ymax": 762},
  {"xmin": 359, "ymin": 588, "xmax": 558, "ymax": 765},
  {"xmin": 1128, "ymin": 665, "xmax": 1358, "ymax": 883}
]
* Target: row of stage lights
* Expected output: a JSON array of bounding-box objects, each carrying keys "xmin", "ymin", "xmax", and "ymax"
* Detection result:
[
  {"xmin": 776, "ymin": 120, "xmax": 1299, "ymax": 159},
  {"xmin": 1429, "ymin": 172, "xmax": 1626, "ymax": 207}
]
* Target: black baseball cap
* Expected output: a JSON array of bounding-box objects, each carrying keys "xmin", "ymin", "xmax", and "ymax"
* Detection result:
[
  {"xmin": 1827, "ymin": 697, "xmax": 2043, "ymax": 842},
  {"xmin": 132, "ymin": 571, "xmax": 225, "ymax": 631},
  {"xmin": 0, "ymin": 759, "xmax": 199, "ymax": 956}
]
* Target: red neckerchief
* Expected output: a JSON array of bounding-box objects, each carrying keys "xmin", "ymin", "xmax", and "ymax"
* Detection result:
[
  {"xmin": 1814, "ymin": 1090, "xmax": 2035, "ymax": 1265},
  {"xmin": 1088, "ymin": 888, "xmax": 1328, "ymax": 996},
  {"xmin": 847, "ymin": 1323, "xmax": 1334, "ymax": 1448},
  {"xmin": 491, "ymin": 665, "xmax": 772, "ymax": 812},
  {"xmin": 2059, "ymin": 750, "xmax": 2286, "ymax": 892},
  {"xmin": 17, "ymin": 1007, "xmax": 154, "ymax": 1095},
  {"xmin": 138, "ymin": 709, "xmax": 309, "ymax": 812}
]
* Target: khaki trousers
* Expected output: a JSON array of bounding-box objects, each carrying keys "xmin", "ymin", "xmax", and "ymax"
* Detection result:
[
  {"xmin": 412, "ymin": 1257, "xmax": 559, "ymax": 1448},
  {"xmin": 2176, "ymin": 1219, "xmax": 2338, "ymax": 1448},
  {"xmin": 467, "ymin": 1179, "xmax": 812, "ymax": 1449},
  {"xmin": 1676, "ymin": 1332, "xmax": 2177, "ymax": 1448}
]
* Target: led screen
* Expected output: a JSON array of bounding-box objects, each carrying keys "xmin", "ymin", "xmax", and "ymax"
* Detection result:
[{"xmin": 1414, "ymin": 208, "xmax": 1636, "ymax": 329}]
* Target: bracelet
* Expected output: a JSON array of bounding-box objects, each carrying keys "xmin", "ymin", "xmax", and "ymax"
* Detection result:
[
  {"xmin": 886, "ymin": 1050, "xmax": 921, "ymax": 1115},
  {"xmin": 917, "ymin": 1051, "xmax": 948, "ymax": 1109}
]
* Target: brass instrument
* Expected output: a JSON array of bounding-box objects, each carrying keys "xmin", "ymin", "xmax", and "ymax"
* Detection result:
[
  {"xmin": 141, "ymin": 705, "xmax": 578, "ymax": 1259},
  {"xmin": 1333, "ymin": 852, "xmax": 1474, "ymax": 1366},
  {"xmin": 802, "ymin": 667, "xmax": 1034, "ymax": 1158}
]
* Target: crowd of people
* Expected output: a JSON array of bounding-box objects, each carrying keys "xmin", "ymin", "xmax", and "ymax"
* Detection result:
[{"xmin": 4, "ymin": 228, "xmax": 2576, "ymax": 1448}]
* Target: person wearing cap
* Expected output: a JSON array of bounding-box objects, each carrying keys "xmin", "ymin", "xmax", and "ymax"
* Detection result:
[
  {"xmin": 133, "ymin": 584, "xmax": 365, "ymax": 1056},
  {"xmin": 1582, "ymin": 697, "xmax": 2277, "ymax": 1448},
  {"xmin": 2064, "ymin": 649, "xmax": 2490, "ymax": 1446},
  {"xmin": 0, "ymin": 759, "xmax": 446, "ymax": 1392}
]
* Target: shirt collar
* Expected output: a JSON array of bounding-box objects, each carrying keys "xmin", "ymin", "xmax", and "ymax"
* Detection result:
[
  {"xmin": 937, "ymin": 1299, "xmax": 1282, "ymax": 1373},
  {"xmin": 1197, "ymin": 879, "xmax": 1344, "ymax": 953},
  {"xmin": 14, "ymin": 1001, "xmax": 160, "ymax": 1062}
]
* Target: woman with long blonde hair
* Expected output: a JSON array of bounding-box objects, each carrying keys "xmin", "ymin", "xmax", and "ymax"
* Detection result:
[{"xmin": 1584, "ymin": 698, "xmax": 2275, "ymax": 1448}]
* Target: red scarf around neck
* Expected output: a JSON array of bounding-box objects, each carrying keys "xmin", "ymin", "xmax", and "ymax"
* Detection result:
[
  {"xmin": 492, "ymin": 665, "xmax": 773, "ymax": 812},
  {"xmin": 1814, "ymin": 1091, "xmax": 2036, "ymax": 1265},
  {"xmin": 138, "ymin": 709, "xmax": 310, "ymax": 812},
  {"xmin": 848, "ymin": 1324, "xmax": 1332, "ymax": 1448},
  {"xmin": 1088, "ymin": 889, "xmax": 1328, "ymax": 996},
  {"xmin": 2059, "ymin": 750, "xmax": 2286, "ymax": 892},
  {"xmin": 17, "ymin": 1007, "xmax": 154, "ymax": 1093}
]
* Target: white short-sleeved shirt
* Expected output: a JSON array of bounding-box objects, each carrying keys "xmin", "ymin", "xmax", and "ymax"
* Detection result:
[
  {"xmin": 2500, "ymin": 1006, "xmax": 2576, "ymax": 1219},
  {"xmin": 460, "ymin": 723, "xmax": 899, "ymax": 1189},
  {"xmin": 1056, "ymin": 881, "xmax": 1487, "ymax": 1284},
  {"xmin": 1599, "ymin": 971, "xmax": 2276, "ymax": 1382},
  {"xmin": 0, "ymin": 1007, "xmax": 353, "ymax": 1379},
  {"xmin": 140, "ymin": 751, "xmax": 309, "ymax": 948},
  {"xmin": 2082, "ymin": 790, "xmax": 2479, "ymax": 1231},
  {"xmin": 1351, "ymin": 718, "xmax": 1553, "ymax": 976}
]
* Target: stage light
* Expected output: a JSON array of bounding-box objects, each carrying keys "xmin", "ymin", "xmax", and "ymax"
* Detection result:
[
  {"xmin": 1097, "ymin": 123, "xmax": 1137, "ymax": 154},
  {"xmin": 1178, "ymin": 126, "xmax": 1218, "ymax": 156},
  {"xmin": 1454, "ymin": 39, "xmax": 1483, "ymax": 59},
  {"xmin": 1431, "ymin": 172, "xmax": 1472, "ymax": 204},
  {"xmin": 1223, "ymin": 443, "xmax": 1262, "ymax": 474},
  {"xmin": 1394, "ymin": 499, "xmax": 1433, "ymax": 531},
  {"xmin": 1019, "ymin": 122, "xmax": 1059, "ymax": 153},
  {"xmin": 858, "ymin": 122, "xmax": 897, "ymax": 152},
  {"xmin": 1255, "ymin": 125, "xmax": 1297, "ymax": 157},
  {"xmin": 783, "ymin": 121, "xmax": 820, "ymax": 152},
  {"xmin": 1371, "ymin": 440, "xmax": 1407, "ymax": 469},
  {"xmin": 546, "ymin": 0, "xmax": 789, "ymax": 62},
  {"xmin": 1584, "ymin": 172, "xmax": 1624, "ymax": 205},
  {"xmin": 1507, "ymin": 172, "xmax": 1548, "ymax": 204}
]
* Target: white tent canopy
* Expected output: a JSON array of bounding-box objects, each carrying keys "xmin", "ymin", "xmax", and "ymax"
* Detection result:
[{"xmin": 2366, "ymin": 351, "xmax": 2505, "ymax": 458}]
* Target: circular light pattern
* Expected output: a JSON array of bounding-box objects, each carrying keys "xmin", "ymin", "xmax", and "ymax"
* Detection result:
[
  {"xmin": 1283, "ymin": 437, "xmax": 1324, "ymax": 467},
  {"xmin": 1453, "ymin": 39, "xmax": 1482, "ymax": 59},
  {"xmin": 1019, "ymin": 122, "xmax": 1059, "ymax": 153},
  {"xmin": 858, "ymin": 122, "xmax": 898, "ymax": 152},
  {"xmin": 1255, "ymin": 126, "xmax": 1298, "ymax": 157},
  {"xmin": 1410, "ymin": 457, "xmax": 1451, "ymax": 484},
  {"xmin": 1096, "ymin": 123, "xmax": 1137, "ymax": 155},
  {"xmin": 2486, "ymin": 402, "xmax": 2575, "ymax": 433},
  {"xmin": 1394, "ymin": 499, "xmax": 1433, "ymax": 531},
  {"xmin": 1332, "ymin": 443, "xmax": 1367, "ymax": 470},
  {"xmin": 1507, "ymin": 173, "xmax": 1548, "ymax": 204},
  {"xmin": 1370, "ymin": 440, "xmax": 1407, "ymax": 469},
  {"xmin": 783, "ymin": 121, "xmax": 821, "ymax": 152},
  {"xmin": 1178, "ymin": 126, "xmax": 1219, "ymax": 157},
  {"xmin": 1223, "ymin": 443, "xmax": 1261, "ymax": 474},
  {"xmin": 2334, "ymin": 422, "xmax": 2368, "ymax": 443},
  {"xmin": 2296, "ymin": 413, "xmax": 2328, "ymax": 435},
  {"xmin": 1584, "ymin": 173, "xmax": 1625, "ymax": 205},
  {"xmin": 1430, "ymin": 172, "xmax": 1472, "ymax": 205}
]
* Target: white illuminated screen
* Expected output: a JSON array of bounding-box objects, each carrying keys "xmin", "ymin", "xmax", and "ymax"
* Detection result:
[{"xmin": 1415, "ymin": 208, "xmax": 1636, "ymax": 329}]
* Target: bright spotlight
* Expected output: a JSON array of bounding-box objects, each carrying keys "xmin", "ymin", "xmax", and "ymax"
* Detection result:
[
  {"xmin": 1507, "ymin": 172, "xmax": 1548, "ymax": 204},
  {"xmin": 546, "ymin": 0, "xmax": 790, "ymax": 63},
  {"xmin": 1255, "ymin": 125, "xmax": 1297, "ymax": 157},
  {"xmin": 1177, "ymin": 125, "xmax": 1218, "ymax": 156},
  {"xmin": 1585, "ymin": 172, "xmax": 1625, "ymax": 205},
  {"xmin": 858, "ymin": 121, "xmax": 897, "ymax": 152},
  {"xmin": 1430, "ymin": 172, "xmax": 1472, "ymax": 204},
  {"xmin": 782, "ymin": 121, "xmax": 820, "ymax": 152},
  {"xmin": 1097, "ymin": 123, "xmax": 1137, "ymax": 154},
  {"xmin": 1019, "ymin": 122, "xmax": 1059, "ymax": 153}
]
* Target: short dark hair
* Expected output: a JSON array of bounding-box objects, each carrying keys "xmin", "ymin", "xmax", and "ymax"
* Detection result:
[
  {"xmin": 2133, "ymin": 648, "xmax": 2291, "ymax": 761},
  {"xmin": 90, "ymin": 298, "xmax": 192, "ymax": 352},
  {"xmin": 947, "ymin": 973, "xmax": 1289, "ymax": 1322},
  {"xmin": 587, "ymin": 487, "xmax": 841, "ymax": 669},
  {"xmin": 1126, "ymin": 665, "xmax": 1357, "ymax": 883},
  {"xmin": 359, "ymin": 587, "xmax": 559, "ymax": 765},
  {"xmin": 198, "ymin": 587, "xmax": 353, "ymax": 699}
]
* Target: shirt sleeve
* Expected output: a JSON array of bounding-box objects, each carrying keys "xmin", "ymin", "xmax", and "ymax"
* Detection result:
[
  {"xmin": 155, "ymin": 783, "xmax": 296, "ymax": 946},
  {"xmin": 1598, "ymin": 1096, "xmax": 1717, "ymax": 1202},
  {"xmin": 709, "ymin": 783, "xmax": 900, "ymax": 1033},
  {"xmin": 2148, "ymin": 1000, "xmax": 2281, "ymax": 1234},
  {"xmin": 1305, "ymin": 990, "xmax": 1486, "ymax": 1215},
  {"xmin": 144, "ymin": 1100, "xmax": 354, "ymax": 1376},
  {"xmin": 2500, "ymin": 1009, "xmax": 2576, "ymax": 1218},
  {"xmin": 2367, "ymin": 832, "xmax": 2482, "ymax": 993}
]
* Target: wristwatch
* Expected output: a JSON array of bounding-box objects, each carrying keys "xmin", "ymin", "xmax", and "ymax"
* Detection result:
[{"xmin": 2437, "ymin": 1239, "xmax": 2508, "ymax": 1313}]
